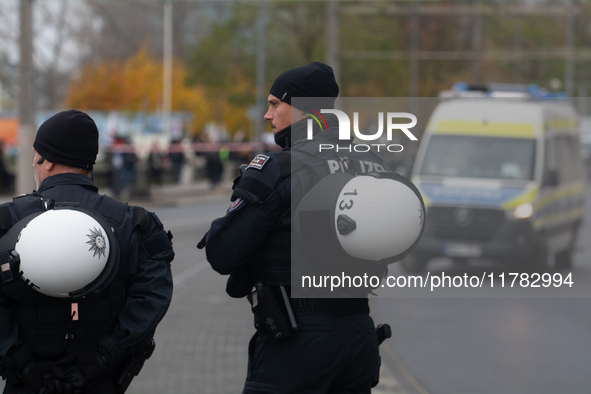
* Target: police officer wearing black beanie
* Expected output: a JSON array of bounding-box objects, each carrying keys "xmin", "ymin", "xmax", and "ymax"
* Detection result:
[
  {"xmin": 0, "ymin": 110, "xmax": 174, "ymax": 394},
  {"xmin": 201, "ymin": 63, "xmax": 387, "ymax": 393}
]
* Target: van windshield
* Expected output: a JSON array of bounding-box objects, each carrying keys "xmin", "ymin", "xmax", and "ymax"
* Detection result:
[{"xmin": 419, "ymin": 135, "xmax": 536, "ymax": 180}]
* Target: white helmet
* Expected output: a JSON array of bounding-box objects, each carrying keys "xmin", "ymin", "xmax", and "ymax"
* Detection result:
[
  {"xmin": 294, "ymin": 171, "xmax": 425, "ymax": 263},
  {"xmin": 0, "ymin": 203, "xmax": 118, "ymax": 307}
]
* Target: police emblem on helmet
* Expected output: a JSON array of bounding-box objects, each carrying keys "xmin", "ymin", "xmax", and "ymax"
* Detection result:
[{"xmin": 87, "ymin": 227, "xmax": 107, "ymax": 259}]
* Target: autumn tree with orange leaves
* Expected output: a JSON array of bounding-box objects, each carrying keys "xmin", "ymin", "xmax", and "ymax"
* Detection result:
[{"xmin": 65, "ymin": 46, "xmax": 249, "ymax": 136}]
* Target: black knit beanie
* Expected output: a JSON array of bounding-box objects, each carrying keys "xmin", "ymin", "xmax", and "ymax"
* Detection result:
[
  {"xmin": 269, "ymin": 62, "xmax": 339, "ymax": 111},
  {"xmin": 33, "ymin": 110, "xmax": 99, "ymax": 170}
]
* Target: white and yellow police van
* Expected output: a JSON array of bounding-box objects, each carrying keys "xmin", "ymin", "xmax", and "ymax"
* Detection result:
[{"xmin": 404, "ymin": 83, "xmax": 586, "ymax": 272}]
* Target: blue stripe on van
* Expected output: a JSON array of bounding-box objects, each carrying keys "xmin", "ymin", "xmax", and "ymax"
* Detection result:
[{"xmin": 419, "ymin": 182, "xmax": 526, "ymax": 207}]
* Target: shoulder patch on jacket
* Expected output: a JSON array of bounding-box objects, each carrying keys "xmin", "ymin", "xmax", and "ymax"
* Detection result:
[
  {"xmin": 247, "ymin": 154, "xmax": 270, "ymax": 170},
  {"xmin": 227, "ymin": 197, "xmax": 246, "ymax": 213}
]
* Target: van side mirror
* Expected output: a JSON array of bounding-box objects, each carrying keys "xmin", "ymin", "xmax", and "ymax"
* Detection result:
[{"xmin": 544, "ymin": 169, "xmax": 559, "ymax": 187}]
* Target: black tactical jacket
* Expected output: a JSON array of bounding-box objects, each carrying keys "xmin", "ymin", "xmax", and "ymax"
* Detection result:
[
  {"xmin": 204, "ymin": 115, "xmax": 388, "ymax": 297},
  {"xmin": 0, "ymin": 173, "xmax": 174, "ymax": 383}
]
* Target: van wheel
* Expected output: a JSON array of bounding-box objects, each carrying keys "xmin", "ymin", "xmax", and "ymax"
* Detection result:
[
  {"xmin": 555, "ymin": 225, "xmax": 578, "ymax": 270},
  {"xmin": 555, "ymin": 250, "xmax": 572, "ymax": 270},
  {"xmin": 529, "ymin": 243, "xmax": 549, "ymax": 273},
  {"xmin": 401, "ymin": 254, "xmax": 428, "ymax": 273}
]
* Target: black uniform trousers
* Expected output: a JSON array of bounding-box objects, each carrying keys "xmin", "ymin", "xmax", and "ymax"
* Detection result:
[{"xmin": 243, "ymin": 313, "xmax": 380, "ymax": 394}]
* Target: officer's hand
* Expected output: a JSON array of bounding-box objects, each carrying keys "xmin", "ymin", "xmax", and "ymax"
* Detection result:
[
  {"xmin": 41, "ymin": 371, "xmax": 82, "ymax": 394},
  {"xmin": 226, "ymin": 271, "xmax": 254, "ymax": 298},
  {"xmin": 54, "ymin": 352, "xmax": 109, "ymax": 387},
  {"xmin": 19, "ymin": 360, "xmax": 54, "ymax": 393}
]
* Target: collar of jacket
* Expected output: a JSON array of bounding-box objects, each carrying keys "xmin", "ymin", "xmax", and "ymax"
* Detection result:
[
  {"xmin": 38, "ymin": 173, "xmax": 99, "ymax": 194},
  {"xmin": 274, "ymin": 115, "xmax": 343, "ymax": 149},
  {"xmin": 274, "ymin": 124, "xmax": 292, "ymax": 149}
]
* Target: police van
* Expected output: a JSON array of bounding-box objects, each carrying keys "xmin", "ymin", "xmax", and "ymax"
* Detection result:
[{"xmin": 403, "ymin": 83, "xmax": 586, "ymax": 272}]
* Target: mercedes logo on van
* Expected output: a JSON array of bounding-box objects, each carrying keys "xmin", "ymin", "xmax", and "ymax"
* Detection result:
[{"xmin": 453, "ymin": 207, "xmax": 474, "ymax": 227}]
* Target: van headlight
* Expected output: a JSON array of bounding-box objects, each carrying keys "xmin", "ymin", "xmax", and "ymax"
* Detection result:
[{"xmin": 506, "ymin": 203, "xmax": 534, "ymax": 220}]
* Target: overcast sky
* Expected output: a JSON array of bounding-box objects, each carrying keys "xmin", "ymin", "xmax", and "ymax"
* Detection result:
[{"xmin": 1, "ymin": 0, "xmax": 97, "ymax": 71}]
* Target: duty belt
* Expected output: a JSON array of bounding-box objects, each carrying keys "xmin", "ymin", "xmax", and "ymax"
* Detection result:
[{"xmin": 290, "ymin": 298, "xmax": 369, "ymax": 315}]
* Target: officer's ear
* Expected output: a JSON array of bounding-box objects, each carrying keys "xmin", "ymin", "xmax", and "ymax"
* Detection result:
[{"xmin": 37, "ymin": 157, "xmax": 54, "ymax": 171}]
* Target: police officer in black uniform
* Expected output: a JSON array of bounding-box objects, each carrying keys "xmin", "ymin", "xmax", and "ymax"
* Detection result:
[
  {"xmin": 0, "ymin": 110, "xmax": 174, "ymax": 394},
  {"xmin": 201, "ymin": 63, "xmax": 389, "ymax": 393}
]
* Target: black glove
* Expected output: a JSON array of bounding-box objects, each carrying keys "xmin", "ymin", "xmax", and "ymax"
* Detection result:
[
  {"xmin": 52, "ymin": 352, "xmax": 109, "ymax": 389},
  {"xmin": 19, "ymin": 360, "xmax": 55, "ymax": 393},
  {"xmin": 40, "ymin": 371, "xmax": 82, "ymax": 394},
  {"xmin": 226, "ymin": 270, "xmax": 254, "ymax": 298}
]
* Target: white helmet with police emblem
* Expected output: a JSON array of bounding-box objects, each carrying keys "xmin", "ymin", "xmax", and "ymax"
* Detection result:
[
  {"xmin": 294, "ymin": 171, "xmax": 425, "ymax": 263},
  {"xmin": 0, "ymin": 203, "xmax": 118, "ymax": 307}
]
